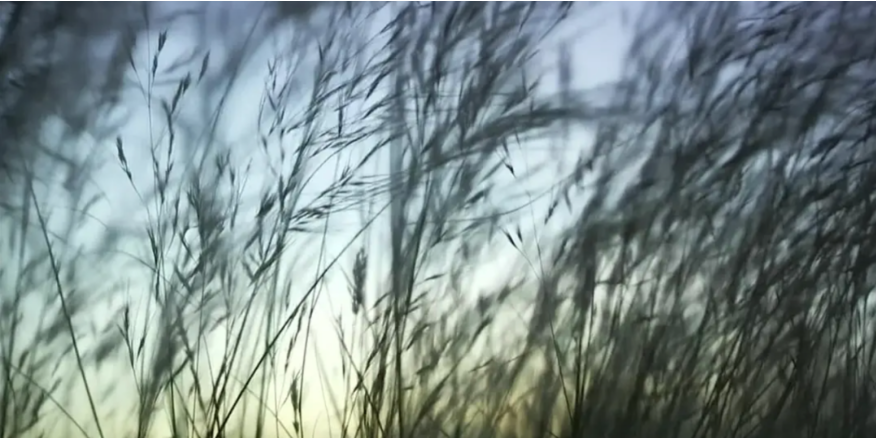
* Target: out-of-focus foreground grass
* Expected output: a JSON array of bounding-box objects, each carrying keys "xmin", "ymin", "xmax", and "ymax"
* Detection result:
[{"xmin": 1, "ymin": 2, "xmax": 875, "ymax": 438}]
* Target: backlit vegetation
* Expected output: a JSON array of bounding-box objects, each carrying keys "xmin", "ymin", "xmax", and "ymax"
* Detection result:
[{"xmin": 1, "ymin": 2, "xmax": 874, "ymax": 438}]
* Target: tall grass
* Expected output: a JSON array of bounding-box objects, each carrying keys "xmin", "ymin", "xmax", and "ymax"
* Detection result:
[{"xmin": 2, "ymin": 2, "xmax": 876, "ymax": 438}]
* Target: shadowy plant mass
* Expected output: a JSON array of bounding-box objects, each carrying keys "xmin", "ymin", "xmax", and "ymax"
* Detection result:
[{"xmin": 1, "ymin": 2, "xmax": 875, "ymax": 438}]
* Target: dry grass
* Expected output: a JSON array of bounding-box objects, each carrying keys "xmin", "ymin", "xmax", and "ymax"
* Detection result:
[{"xmin": 2, "ymin": 2, "xmax": 876, "ymax": 438}]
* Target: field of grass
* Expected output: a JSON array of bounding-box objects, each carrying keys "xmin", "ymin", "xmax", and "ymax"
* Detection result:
[{"xmin": 1, "ymin": 2, "xmax": 875, "ymax": 438}]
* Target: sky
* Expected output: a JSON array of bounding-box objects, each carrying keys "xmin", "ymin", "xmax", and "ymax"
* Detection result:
[{"xmin": 3, "ymin": 2, "xmax": 640, "ymax": 437}]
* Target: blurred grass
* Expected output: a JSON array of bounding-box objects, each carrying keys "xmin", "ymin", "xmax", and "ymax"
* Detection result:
[{"xmin": 2, "ymin": 2, "xmax": 876, "ymax": 438}]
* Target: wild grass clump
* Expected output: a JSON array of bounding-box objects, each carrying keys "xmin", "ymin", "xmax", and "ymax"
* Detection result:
[{"xmin": 2, "ymin": 2, "xmax": 876, "ymax": 438}]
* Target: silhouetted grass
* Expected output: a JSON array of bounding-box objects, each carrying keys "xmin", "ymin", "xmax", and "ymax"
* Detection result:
[{"xmin": 2, "ymin": 2, "xmax": 875, "ymax": 438}]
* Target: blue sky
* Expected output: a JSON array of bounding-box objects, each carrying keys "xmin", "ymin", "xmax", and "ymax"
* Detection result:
[{"xmin": 7, "ymin": 2, "xmax": 640, "ymax": 436}]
